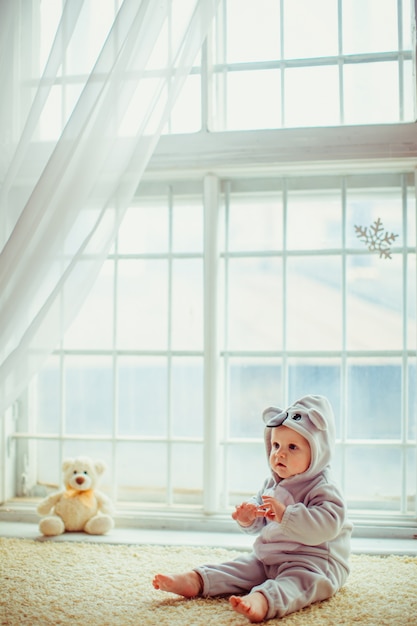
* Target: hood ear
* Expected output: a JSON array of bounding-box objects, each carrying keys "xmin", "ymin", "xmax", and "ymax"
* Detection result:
[
  {"xmin": 262, "ymin": 406, "xmax": 287, "ymax": 426},
  {"xmin": 308, "ymin": 408, "xmax": 327, "ymax": 430}
]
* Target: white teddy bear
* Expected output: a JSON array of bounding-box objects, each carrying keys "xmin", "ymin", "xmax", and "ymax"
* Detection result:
[{"xmin": 37, "ymin": 456, "xmax": 114, "ymax": 536}]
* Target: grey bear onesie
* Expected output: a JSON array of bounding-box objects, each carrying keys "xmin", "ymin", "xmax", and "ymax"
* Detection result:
[{"xmin": 195, "ymin": 394, "xmax": 353, "ymax": 620}]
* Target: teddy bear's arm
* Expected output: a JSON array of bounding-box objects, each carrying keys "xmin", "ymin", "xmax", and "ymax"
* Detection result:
[
  {"xmin": 95, "ymin": 491, "xmax": 113, "ymax": 515},
  {"xmin": 36, "ymin": 490, "xmax": 65, "ymax": 516}
]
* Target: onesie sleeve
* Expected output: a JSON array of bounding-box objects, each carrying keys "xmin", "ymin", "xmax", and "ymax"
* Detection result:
[{"xmin": 278, "ymin": 480, "xmax": 347, "ymax": 545}]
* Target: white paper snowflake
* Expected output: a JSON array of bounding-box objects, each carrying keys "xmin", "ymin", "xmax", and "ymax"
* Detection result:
[{"xmin": 354, "ymin": 218, "xmax": 399, "ymax": 259}]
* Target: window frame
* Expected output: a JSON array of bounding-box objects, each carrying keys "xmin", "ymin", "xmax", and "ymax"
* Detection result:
[{"xmin": 2, "ymin": 1, "xmax": 417, "ymax": 537}]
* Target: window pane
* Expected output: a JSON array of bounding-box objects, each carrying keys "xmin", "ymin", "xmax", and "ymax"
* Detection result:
[
  {"xmin": 226, "ymin": 257, "xmax": 283, "ymax": 351},
  {"xmin": 227, "ymin": 195, "xmax": 282, "ymax": 252},
  {"xmin": 172, "ymin": 443, "xmax": 203, "ymax": 505},
  {"xmin": 172, "ymin": 198, "xmax": 203, "ymax": 253},
  {"xmin": 117, "ymin": 356, "xmax": 168, "ymax": 437},
  {"xmin": 39, "ymin": 86, "xmax": 62, "ymax": 140},
  {"xmin": 117, "ymin": 259, "xmax": 168, "ymax": 350},
  {"xmin": 402, "ymin": 0, "xmax": 412, "ymax": 49},
  {"xmin": 407, "ymin": 186, "xmax": 416, "ymax": 248},
  {"xmin": 171, "ymin": 259, "xmax": 203, "ymax": 351},
  {"xmin": 35, "ymin": 355, "xmax": 61, "ymax": 434},
  {"xmin": 226, "ymin": 69, "xmax": 281, "ymax": 130},
  {"xmin": 226, "ymin": 443, "xmax": 266, "ymax": 505},
  {"xmin": 346, "ymin": 184, "xmax": 403, "ymax": 249},
  {"xmin": 286, "ymin": 257, "xmax": 342, "ymax": 351},
  {"xmin": 64, "ymin": 260, "xmax": 114, "ymax": 350},
  {"xmin": 171, "ymin": 357, "xmax": 204, "ymax": 438},
  {"xmin": 286, "ymin": 189, "xmax": 342, "ymax": 250},
  {"xmin": 283, "ymin": 0, "xmax": 338, "ymax": 59},
  {"xmin": 346, "ymin": 255, "xmax": 403, "ymax": 351},
  {"xmin": 345, "ymin": 446, "xmax": 402, "ymax": 512},
  {"xmin": 120, "ymin": 77, "xmax": 164, "ymax": 137},
  {"xmin": 403, "ymin": 60, "xmax": 415, "ymax": 121},
  {"xmin": 344, "ymin": 62, "xmax": 399, "ymax": 125},
  {"xmin": 34, "ymin": 440, "xmax": 61, "ymax": 494},
  {"xmin": 116, "ymin": 442, "xmax": 167, "ymax": 503},
  {"xmin": 285, "ymin": 65, "xmax": 340, "ymax": 127},
  {"xmin": 169, "ymin": 74, "xmax": 201, "ymax": 133},
  {"xmin": 67, "ymin": 0, "xmax": 116, "ymax": 74},
  {"xmin": 228, "ymin": 357, "xmax": 282, "ymax": 438},
  {"xmin": 64, "ymin": 356, "xmax": 113, "ymax": 435},
  {"xmin": 347, "ymin": 358, "xmax": 402, "ymax": 439},
  {"xmin": 226, "ymin": 0, "xmax": 280, "ymax": 63},
  {"xmin": 39, "ymin": 0, "xmax": 62, "ymax": 74},
  {"xmin": 342, "ymin": 0, "xmax": 398, "ymax": 54},
  {"xmin": 118, "ymin": 204, "xmax": 168, "ymax": 254}
]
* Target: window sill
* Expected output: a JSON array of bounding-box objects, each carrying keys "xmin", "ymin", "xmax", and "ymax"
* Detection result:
[{"xmin": 1, "ymin": 521, "xmax": 416, "ymax": 556}]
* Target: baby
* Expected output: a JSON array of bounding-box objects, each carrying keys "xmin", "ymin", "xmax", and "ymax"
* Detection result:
[{"xmin": 153, "ymin": 395, "xmax": 352, "ymax": 622}]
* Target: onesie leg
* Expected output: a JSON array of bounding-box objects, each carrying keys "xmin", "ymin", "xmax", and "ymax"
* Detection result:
[
  {"xmin": 195, "ymin": 552, "xmax": 266, "ymax": 597},
  {"xmin": 252, "ymin": 564, "xmax": 337, "ymax": 620}
]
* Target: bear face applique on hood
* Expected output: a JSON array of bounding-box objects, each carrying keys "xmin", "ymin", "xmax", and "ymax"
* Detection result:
[{"xmin": 263, "ymin": 395, "xmax": 336, "ymax": 483}]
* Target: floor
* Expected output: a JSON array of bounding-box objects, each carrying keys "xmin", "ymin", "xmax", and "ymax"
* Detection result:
[{"xmin": 1, "ymin": 521, "xmax": 417, "ymax": 555}]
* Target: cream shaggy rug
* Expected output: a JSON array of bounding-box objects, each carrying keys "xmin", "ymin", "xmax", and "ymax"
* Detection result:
[{"xmin": 1, "ymin": 537, "xmax": 417, "ymax": 625}]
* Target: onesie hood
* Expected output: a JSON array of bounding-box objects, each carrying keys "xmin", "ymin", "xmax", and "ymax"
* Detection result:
[{"xmin": 262, "ymin": 395, "xmax": 336, "ymax": 482}]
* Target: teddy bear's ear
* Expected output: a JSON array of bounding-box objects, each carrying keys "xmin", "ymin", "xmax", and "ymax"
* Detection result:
[
  {"xmin": 62, "ymin": 458, "xmax": 74, "ymax": 472},
  {"xmin": 94, "ymin": 460, "xmax": 107, "ymax": 476}
]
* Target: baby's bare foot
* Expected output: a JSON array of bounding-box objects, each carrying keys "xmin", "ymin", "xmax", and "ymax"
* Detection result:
[
  {"xmin": 229, "ymin": 592, "xmax": 268, "ymax": 623},
  {"xmin": 152, "ymin": 571, "xmax": 202, "ymax": 598}
]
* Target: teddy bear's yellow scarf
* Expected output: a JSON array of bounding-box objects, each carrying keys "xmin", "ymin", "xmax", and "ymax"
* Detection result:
[{"xmin": 63, "ymin": 488, "xmax": 95, "ymax": 508}]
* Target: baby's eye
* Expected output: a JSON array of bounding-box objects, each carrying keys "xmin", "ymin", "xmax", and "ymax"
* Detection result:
[
  {"xmin": 289, "ymin": 444, "xmax": 297, "ymax": 450},
  {"xmin": 273, "ymin": 442, "xmax": 280, "ymax": 450}
]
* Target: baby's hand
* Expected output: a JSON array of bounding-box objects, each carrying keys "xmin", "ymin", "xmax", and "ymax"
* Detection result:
[
  {"xmin": 260, "ymin": 495, "xmax": 286, "ymax": 523},
  {"xmin": 232, "ymin": 502, "xmax": 265, "ymax": 527}
]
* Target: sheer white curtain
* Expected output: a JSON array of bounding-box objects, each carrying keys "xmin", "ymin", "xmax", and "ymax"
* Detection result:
[{"xmin": 0, "ymin": 0, "xmax": 219, "ymax": 417}]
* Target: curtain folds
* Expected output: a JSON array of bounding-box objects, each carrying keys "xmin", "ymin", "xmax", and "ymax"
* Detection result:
[{"xmin": 0, "ymin": 0, "xmax": 219, "ymax": 417}]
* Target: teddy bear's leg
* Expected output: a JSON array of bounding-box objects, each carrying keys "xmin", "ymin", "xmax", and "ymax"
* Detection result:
[
  {"xmin": 39, "ymin": 515, "xmax": 65, "ymax": 536},
  {"xmin": 84, "ymin": 514, "xmax": 114, "ymax": 535}
]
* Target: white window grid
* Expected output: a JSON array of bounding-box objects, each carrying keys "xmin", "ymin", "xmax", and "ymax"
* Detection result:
[
  {"xmin": 7, "ymin": 169, "xmax": 417, "ymax": 531},
  {"xmin": 211, "ymin": 0, "xmax": 415, "ymax": 130},
  {"xmin": 217, "ymin": 173, "xmax": 416, "ymax": 523},
  {"xmin": 26, "ymin": 0, "xmax": 416, "ymax": 139}
]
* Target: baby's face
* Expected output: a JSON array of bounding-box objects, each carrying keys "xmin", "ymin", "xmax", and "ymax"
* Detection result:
[{"xmin": 269, "ymin": 425, "xmax": 311, "ymax": 479}]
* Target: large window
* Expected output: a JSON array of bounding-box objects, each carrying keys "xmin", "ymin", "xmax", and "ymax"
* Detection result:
[
  {"xmin": 4, "ymin": 0, "xmax": 417, "ymax": 532},
  {"xmin": 12, "ymin": 171, "xmax": 417, "ymax": 526}
]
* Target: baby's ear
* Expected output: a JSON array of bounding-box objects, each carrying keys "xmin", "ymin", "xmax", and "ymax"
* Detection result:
[{"xmin": 308, "ymin": 409, "xmax": 327, "ymax": 430}]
